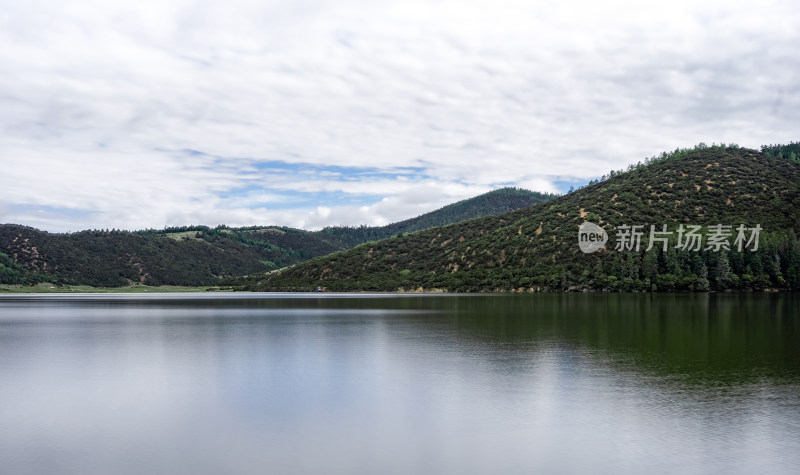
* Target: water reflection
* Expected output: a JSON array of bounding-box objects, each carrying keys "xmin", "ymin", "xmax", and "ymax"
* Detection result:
[{"xmin": 0, "ymin": 293, "xmax": 798, "ymax": 474}]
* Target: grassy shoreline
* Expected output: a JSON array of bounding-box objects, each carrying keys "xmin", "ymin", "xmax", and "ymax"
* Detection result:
[
  {"xmin": 0, "ymin": 283, "xmax": 218, "ymax": 293},
  {"xmin": 1, "ymin": 282, "xmax": 791, "ymax": 294}
]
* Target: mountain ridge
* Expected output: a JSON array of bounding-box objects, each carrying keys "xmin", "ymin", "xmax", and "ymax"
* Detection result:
[
  {"xmin": 0, "ymin": 187, "xmax": 554, "ymax": 287},
  {"xmin": 233, "ymin": 144, "xmax": 800, "ymax": 292}
]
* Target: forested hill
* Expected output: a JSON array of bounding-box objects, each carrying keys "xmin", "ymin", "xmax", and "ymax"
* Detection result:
[
  {"xmin": 0, "ymin": 225, "xmax": 274, "ymax": 287},
  {"xmin": 0, "ymin": 187, "xmax": 553, "ymax": 287},
  {"xmin": 316, "ymin": 188, "xmax": 557, "ymax": 247},
  {"xmin": 235, "ymin": 143, "xmax": 800, "ymax": 292}
]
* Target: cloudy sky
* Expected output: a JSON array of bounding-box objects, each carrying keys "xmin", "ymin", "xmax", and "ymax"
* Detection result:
[{"xmin": 1, "ymin": 0, "xmax": 798, "ymax": 232}]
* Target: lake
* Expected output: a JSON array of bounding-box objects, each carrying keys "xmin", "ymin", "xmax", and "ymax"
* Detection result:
[{"xmin": 0, "ymin": 292, "xmax": 798, "ymax": 474}]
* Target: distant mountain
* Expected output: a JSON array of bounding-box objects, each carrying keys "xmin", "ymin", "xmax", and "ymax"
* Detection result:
[
  {"xmin": 235, "ymin": 143, "xmax": 800, "ymax": 292},
  {"xmin": 0, "ymin": 187, "xmax": 555, "ymax": 287},
  {"xmin": 316, "ymin": 187, "xmax": 557, "ymax": 247},
  {"xmin": 135, "ymin": 187, "xmax": 555, "ymax": 270}
]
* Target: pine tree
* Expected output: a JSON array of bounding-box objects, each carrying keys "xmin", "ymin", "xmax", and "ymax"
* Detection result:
[
  {"xmin": 642, "ymin": 251, "xmax": 658, "ymax": 282},
  {"xmin": 712, "ymin": 251, "xmax": 732, "ymax": 289}
]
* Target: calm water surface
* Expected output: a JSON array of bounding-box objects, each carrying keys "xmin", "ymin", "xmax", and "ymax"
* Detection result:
[{"xmin": 0, "ymin": 292, "xmax": 798, "ymax": 474}]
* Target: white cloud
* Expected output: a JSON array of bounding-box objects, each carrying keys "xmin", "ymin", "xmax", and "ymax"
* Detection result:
[{"xmin": 1, "ymin": 0, "xmax": 798, "ymax": 231}]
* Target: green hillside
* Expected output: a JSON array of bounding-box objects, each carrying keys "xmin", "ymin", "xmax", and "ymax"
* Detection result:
[
  {"xmin": 137, "ymin": 225, "xmax": 344, "ymax": 270},
  {"xmin": 0, "ymin": 225, "xmax": 274, "ymax": 287},
  {"xmin": 0, "ymin": 187, "xmax": 553, "ymax": 287},
  {"xmin": 235, "ymin": 143, "xmax": 800, "ymax": 292}
]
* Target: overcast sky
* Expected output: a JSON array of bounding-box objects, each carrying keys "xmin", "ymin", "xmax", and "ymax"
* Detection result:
[{"xmin": 1, "ymin": 0, "xmax": 798, "ymax": 232}]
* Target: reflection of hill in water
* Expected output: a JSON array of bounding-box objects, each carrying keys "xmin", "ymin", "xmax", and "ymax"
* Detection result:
[
  {"xmin": 179, "ymin": 292, "xmax": 795, "ymax": 385},
  {"xmin": 152, "ymin": 292, "xmax": 799, "ymax": 384},
  {"xmin": 8, "ymin": 292, "xmax": 798, "ymax": 384},
  {"xmin": 436, "ymin": 293, "xmax": 800, "ymax": 384}
]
